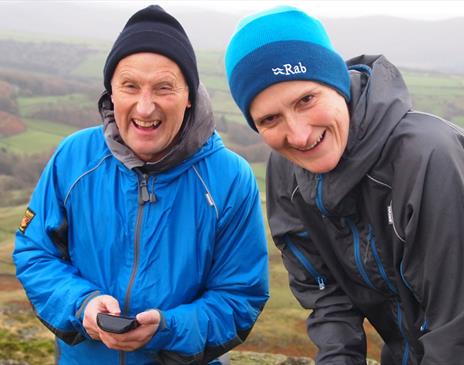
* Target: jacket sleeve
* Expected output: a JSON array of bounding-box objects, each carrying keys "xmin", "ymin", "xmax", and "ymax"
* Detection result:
[
  {"xmin": 144, "ymin": 161, "xmax": 269, "ymax": 365},
  {"xmin": 391, "ymin": 119, "xmax": 464, "ymax": 364},
  {"xmin": 266, "ymin": 152, "xmax": 367, "ymax": 365},
  {"xmin": 13, "ymin": 150, "xmax": 101, "ymax": 345}
]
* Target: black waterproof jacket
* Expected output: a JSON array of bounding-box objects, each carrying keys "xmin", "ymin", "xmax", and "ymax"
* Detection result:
[{"xmin": 267, "ymin": 55, "xmax": 464, "ymax": 365}]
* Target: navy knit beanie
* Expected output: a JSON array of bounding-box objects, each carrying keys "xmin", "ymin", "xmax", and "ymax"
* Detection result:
[
  {"xmin": 103, "ymin": 5, "xmax": 199, "ymax": 103},
  {"xmin": 225, "ymin": 6, "xmax": 350, "ymax": 131}
]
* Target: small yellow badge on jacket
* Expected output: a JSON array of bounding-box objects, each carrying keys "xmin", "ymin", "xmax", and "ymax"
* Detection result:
[{"xmin": 19, "ymin": 207, "xmax": 36, "ymax": 233}]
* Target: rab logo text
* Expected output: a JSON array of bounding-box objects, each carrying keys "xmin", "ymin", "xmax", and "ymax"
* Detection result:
[{"xmin": 272, "ymin": 62, "xmax": 307, "ymax": 76}]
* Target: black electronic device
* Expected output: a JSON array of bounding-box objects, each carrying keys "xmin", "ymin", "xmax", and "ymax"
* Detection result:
[{"xmin": 96, "ymin": 313, "xmax": 140, "ymax": 334}]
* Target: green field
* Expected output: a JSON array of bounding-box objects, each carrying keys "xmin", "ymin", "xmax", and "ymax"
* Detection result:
[
  {"xmin": 18, "ymin": 94, "xmax": 95, "ymax": 113},
  {"xmin": 70, "ymin": 51, "xmax": 108, "ymax": 79},
  {"xmin": 0, "ymin": 118, "xmax": 76, "ymax": 154}
]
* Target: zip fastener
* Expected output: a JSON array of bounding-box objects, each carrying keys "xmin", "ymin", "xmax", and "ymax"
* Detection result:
[
  {"xmin": 316, "ymin": 173, "xmax": 409, "ymax": 360},
  {"xmin": 315, "ymin": 174, "xmax": 329, "ymax": 216},
  {"xmin": 124, "ymin": 173, "xmax": 148, "ymax": 314},
  {"xmin": 420, "ymin": 318, "xmax": 429, "ymax": 332},
  {"xmin": 345, "ymin": 218, "xmax": 376, "ymax": 290},
  {"xmin": 367, "ymin": 226, "xmax": 398, "ymax": 295},
  {"xmin": 401, "ymin": 260, "xmax": 428, "ymax": 333},
  {"xmin": 284, "ymin": 235, "xmax": 325, "ymax": 290},
  {"xmin": 120, "ymin": 172, "xmax": 151, "ymax": 365},
  {"xmin": 396, "ymin": 301, "xmax": 411, "ymax": 365},
  {"xmin": 400, "ymin": 261, "xmax": 414, "ymax": 292}
]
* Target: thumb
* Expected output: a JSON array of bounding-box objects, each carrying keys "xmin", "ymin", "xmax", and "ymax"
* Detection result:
[
  {"xmin": 136, "ymin": 309, "xmax": 161, "ymax": 326},
  {"xmin": 99, "ymin": 295, "xmax": 121, "ymax": 315}
]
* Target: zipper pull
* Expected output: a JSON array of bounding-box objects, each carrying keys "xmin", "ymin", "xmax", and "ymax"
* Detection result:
[
  {"xmin": 139, "ymin": 174, "xmax": 149, "ymax": 204},
  {"xmin": 317, "ymin": 276, "xmax": 326, "ymax": 290},
  {"xmin": 420, "ymin": 319, "xmax": 429, "ymax": 332}
]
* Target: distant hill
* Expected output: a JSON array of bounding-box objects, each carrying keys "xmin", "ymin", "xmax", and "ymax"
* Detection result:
[
  {"xmin": 0, "ymin": 2, "xmax": 463, "ymax": 74},
  {"xmin": 0, "ymin": 111, "xmax": 25, "ymax": 137},
  {"xmin": 324, "ymin": 16, "xmax": 464, "ymax": 74}
]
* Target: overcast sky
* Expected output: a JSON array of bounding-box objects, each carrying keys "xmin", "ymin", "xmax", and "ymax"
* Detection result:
[{"xmin": 107, "ymin": 0, "xmax": 464, "ymax": 20}]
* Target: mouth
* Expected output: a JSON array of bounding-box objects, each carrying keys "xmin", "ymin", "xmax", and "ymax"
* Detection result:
[
  {"xmin": 297, "ymin": 130, "xmax": 326, "ymax": 151},
  {"xmin": 132, "ymin": 118, "xmax": 162, "ymax": 130}
]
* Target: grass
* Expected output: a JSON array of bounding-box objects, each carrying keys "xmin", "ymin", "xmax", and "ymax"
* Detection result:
[
  {"xmin": 0, "ymin": 205, "xmax": 23, "ymax": 273},
  {"xmin": 18, "ymin": 94, "xmax": 95, "ymax": 115},
  {"xmin": 0, "ymin": 118, "xmax": 76, "ymax": 154},
  {"xmin": 70, "ymin": 51, "xmax": 108, "ymax": 79},
  {"xmin": 251, "ymin": 162, "xmax": 266, "ymax": 192},
  {"xmin": 0, "ymin": 206, "xmax": 25, "ymax": 237},
  {"xmin": 0, "ymin": 312, "xmax": 54, "ymax": 365},
  {"xmin": 0, "ymin": 126, "xmax": 63, "ymax": 154}
]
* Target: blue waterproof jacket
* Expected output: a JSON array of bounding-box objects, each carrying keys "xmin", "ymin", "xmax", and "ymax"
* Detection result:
[{"xmin": 13, "ymin": 86, "xmax": 269, "ymax": 365}]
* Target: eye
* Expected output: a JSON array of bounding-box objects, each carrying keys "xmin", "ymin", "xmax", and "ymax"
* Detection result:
[
  {"xmin": 256, "ymin": 114, "xmax": 279, "ymax": 128},
  {"xmin": 155, "ymin": 83, "xmax": 175, "ymax": 95},
  {"xmin": 121, "ymin": 82, "xmax": 138, "ymax": 93},
  {"xmin": 299, "ymin": 94, "xmax": 314, "ymax": 105}
]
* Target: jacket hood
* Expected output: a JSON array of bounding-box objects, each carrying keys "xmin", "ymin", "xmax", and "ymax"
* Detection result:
[
  {"xmin": 295, "ymin": 55, "xmax": 412, "ymax": 215},
  {"xmin": 98, "ymin": 82, "xmax": 215, "ymax": 173}
]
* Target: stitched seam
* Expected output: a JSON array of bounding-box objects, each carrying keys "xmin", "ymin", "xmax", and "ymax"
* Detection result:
[
  {"xmin": 192, "ymin": 165, "xmax": 219, "ymax": 220},
  {"xmin": 389, "ymin": 199, "xmax": 406, "ymax": 243},
  {"xmin": 290, "ymin": 185, "xmax": 299, "ymax": 201},
  {"xmin": 367, "ymin": 174, "xmax": 392, "ymax": 189},
  {"xmin": 64, "ymin": 154, "xmax": 112, "ymax": 205},
  {"xmin": 408, "ymin": 111, "xmax": 464, "ymax": 136},
  {"xmin": 366, "ymin": 175, "xmax": 405, "ymax": 242}
]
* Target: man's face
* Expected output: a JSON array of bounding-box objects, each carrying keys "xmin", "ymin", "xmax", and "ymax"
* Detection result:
[
  {"xmin": 250, "ymin": 80, "xmax": 350, "ymax": 174},
  {"xmin": 111, "ymin": 52, "xmax": 191, "ymax": 162}
]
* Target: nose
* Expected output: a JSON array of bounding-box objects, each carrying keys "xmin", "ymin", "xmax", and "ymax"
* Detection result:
[
  {"xmin": 285, "ymin": 114, "xmax": 312, "ymax": 148},
  {"xmin": 135, "ymin": 90, "xmax": 155, "ymax": 116}
]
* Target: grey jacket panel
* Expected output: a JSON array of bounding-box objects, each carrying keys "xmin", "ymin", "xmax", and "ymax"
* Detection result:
[{"xmin": 267, "ymin": 55, "xmax": 464, "ymax": 364}]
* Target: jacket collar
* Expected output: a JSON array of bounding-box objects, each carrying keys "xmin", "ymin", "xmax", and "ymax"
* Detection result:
[{"xmin": 295, "ymin": 55, "xmax": 412, "ymax": 216}]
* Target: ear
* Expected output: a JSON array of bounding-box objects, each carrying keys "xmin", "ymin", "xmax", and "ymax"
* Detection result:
[{"xmin": 187, "ymin": 100, "xmax": 192, "ymax": 109}]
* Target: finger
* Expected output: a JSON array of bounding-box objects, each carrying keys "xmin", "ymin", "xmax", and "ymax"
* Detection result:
[
  {"xmin": 87, "ymin": 330, "xmax": 100, "ymax": 340},
  {"xmin": 136, "ymin": 309, "xmax": 160, "ymax": 326},
  {"xmin": 99, "ymin": 325, "xmax": 154, "ymax": 350},
  {"xmin": 99, "ymin": 331, "xmax": 140, "ymax": 350}
]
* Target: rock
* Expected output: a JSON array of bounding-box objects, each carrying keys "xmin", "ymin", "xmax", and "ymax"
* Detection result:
[
  {"xmin": 230, "ymin": 351, "xmax": 314, "ymax": 365},
  {"xmin": 0, "ymin": 360, "xmax": 29, "ymax": 365},
  {"xmin": 229, "ymin": 351, "xmax": 380, "ymax": 365}
]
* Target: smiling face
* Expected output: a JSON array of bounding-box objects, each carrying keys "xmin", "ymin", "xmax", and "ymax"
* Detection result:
[
  {"xmin": 110, "ymin": 52, "xmax": 191, "ymax": 162},
  {"xmin": 249, "ymin": 80, "xmax": 350, "ymax": 173}
]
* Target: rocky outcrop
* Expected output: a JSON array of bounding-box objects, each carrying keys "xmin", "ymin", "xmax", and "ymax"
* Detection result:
[{"xmin": 230, "ymin": 350, "xmax": 380, "ymax": 365}]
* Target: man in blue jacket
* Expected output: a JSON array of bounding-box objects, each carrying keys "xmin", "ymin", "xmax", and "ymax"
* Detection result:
[{"xmin": 13, "ymin": 5, "xmax": 269, "ymax": 365}]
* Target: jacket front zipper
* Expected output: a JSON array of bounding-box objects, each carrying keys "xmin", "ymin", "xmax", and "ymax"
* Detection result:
[
  {"xmin": 315, "ymin": 174, "xmax": 329, "ymax": 216},
  {"xmin": 121, "ymin": 172, "xmax": 151, "ymax": 365}
]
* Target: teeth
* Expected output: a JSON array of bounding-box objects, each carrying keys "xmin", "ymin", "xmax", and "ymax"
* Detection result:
[
  {"xmin": 133, "ymin": 119, "xmax": 161, "ymax": 128},
  {"xmin": 307, "ymin": 132, "xmax": 324, "ymax": 150}
]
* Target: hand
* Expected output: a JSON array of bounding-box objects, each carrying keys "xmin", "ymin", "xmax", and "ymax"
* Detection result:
[
  {"xmin": 98, "ymin": 309, "xmax": 161, "ymax": 351},
  {"xmin": 83, "ymin": 294, "xmax": 121, "ymax": 341}
]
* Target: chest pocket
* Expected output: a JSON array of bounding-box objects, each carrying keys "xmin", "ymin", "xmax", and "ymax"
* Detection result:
[{"xmin": 328, "ymin": 216, "xmax": 398, "ymax": 296}]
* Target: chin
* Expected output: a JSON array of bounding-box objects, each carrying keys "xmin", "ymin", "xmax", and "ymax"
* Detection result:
[{"xmin": 297, "ymin": 159, "xmax": 340, "ymax": 174}]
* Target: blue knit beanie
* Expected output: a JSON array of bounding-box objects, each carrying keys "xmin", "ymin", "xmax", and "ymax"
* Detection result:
[{"xmin": 225, "ymin": 6, "xmax": 350, "ymax": 131}]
